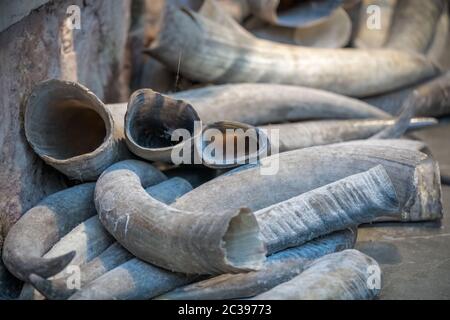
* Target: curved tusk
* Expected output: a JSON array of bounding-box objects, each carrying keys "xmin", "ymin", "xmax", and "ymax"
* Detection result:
[
  {"xmin": 156, "ymin": 228, "xmax": 357, "ymax": 300},
  {"xmin": 173, "ymin": 140, "xmax": 442, "ymax": 222},
  {"xmin": 148, "ymin": 2, "xmax": 437, "ymax": 97},
  {"xmin": 354, "ymin": 0, "xmax": 397, "ymax": 49},
  {"xmin": 24, "ymin": 79, "xmax": 130, "ymax": 181},
  {"xmin": 95, "ymin": 160, "xmax": 266, "ymax": 274},
  {"xmin": 253, "ymin": 249, "xmax": 381, "ymax": 300},
  {"xmin": 21, "ymin": 177, "xmax": 193, "ymax": 300},
  {"xmin": 2, "ymin": 164, "xmax": 166, "ymax": 283},
  {"xmin": 384, "ymin": 0, "xmax": 445, "ymax": 53},
  {"xmin": 256, "ymin": 165, "xmax": 398, "ymax": 255},
  {"xmin": 263, "ymin": 117, "xmax": 437, "ymax": 152},
  {"xmin": 365, "ymin": 71, "xmax": 450, "ymax": 117}
]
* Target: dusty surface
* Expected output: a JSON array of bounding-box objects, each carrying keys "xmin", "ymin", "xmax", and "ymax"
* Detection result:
[{"xmin": 357, "ymin": 121, "xmax": 450, "ymax": 300}]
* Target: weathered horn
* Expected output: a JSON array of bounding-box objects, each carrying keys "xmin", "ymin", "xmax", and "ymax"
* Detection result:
[
  {"xmin": 354, "ymin": 0, "xmax": 397, "ymax": 48},
  {"xmin": 264, "ymin": 117, "xmax": 437, "ymax": 152},
  {"xmin": 246, "ymin": 0, "xmax": 345, "ymax": 27},
  {"xmin": 69, "ymin": 228, "xmax": 356, "ymax": 300},
  {"xmin": 95, "ymin": 160, "xmax": 266, "ymax": 274},
  {"xmin": 247, "ymin": 7, "xmax": 352, "ymax": 48},
  {"xmin": 148, "ymin": 1, "xmax": 437, "ymax": 97},
  {"xmin": 256, "ymin": 165, "xmax": 398, "ymax": 254},
  {"xmin": 365, "ymin": 71, "xmax": 450, "ymax": 117},
  {"xmin": 24, "ymin": 79, "xmax": 129, "ymax": 181},
  {"xmin": 427, "ymin": 3, "xmax": 450, "ymax": 71},
  {"xmin": 156, "ymin": 228, "xmax": 357, "ymax": 300},
  {"xmin": 22, "ymin": 178, "xmax": 192, "ymax": 300},
  {"xmin": 173, "ymin": 140, "xmax": 442, "ymax": 222},
  {"xmin": 22, "ymin": 177, "xmax": 194, "ymax": 300},
  {"xmin": 384, "ymin": 0, "xmax": 445, "ymax": 53},
  {"xmin": 2, "ymin": 165, "xmax": 166, "ymax": 283},
  {"xmin": 253, "ymin": 249, "xmax": 381, "ymax": 300}
]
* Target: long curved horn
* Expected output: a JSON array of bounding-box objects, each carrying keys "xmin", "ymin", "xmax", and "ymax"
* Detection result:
[
  {"xmin": 69, "ymin": 228, "xmax": 356, "ymax": 300},
  {"xmin": 148, "ymin": 2, "xmax": 437, "ymax": 97},
  {"xmin": 24, "ymin": 80, "xmax": 130, "ymax": 181},
  {"xmin": 384, "ymin": 0, "xmax": 445, "ymax": 53},
  {"xmin": 253, "ymin": 249, "xmax": 381, "ymax": 300},
  {"xmin": 95, "ymin": 160, "xmax": 266, "ymax": 274},
  {"xmin": 354, "ymin": 0, "xmax": 397, "ymax": 48},
  {"xmin": 173, "ymin": 140, "xmax": 442, "ymax": 222},
  {"xmin": 124, "ymin": 86, "xmax": 389, "ymax": 162},
  {"xmin": 264, "ymin": 117, "xmax": 436, "ymax": 152},
  {"xmin": 21, "ymin": 177, "xmax": 193, "ymax": 300},
  {"xmin": 2, "ymin": 166, "xmax": 166, "ymax": 283},
  {"xmin": 156, "ymin": 228, "xmax": 357, "ymax": 300}
]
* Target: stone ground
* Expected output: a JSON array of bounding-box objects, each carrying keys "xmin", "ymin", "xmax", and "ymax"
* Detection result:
[{"xmin": 356, "ymin": 121, "xmax": 450, "ymax": 300}]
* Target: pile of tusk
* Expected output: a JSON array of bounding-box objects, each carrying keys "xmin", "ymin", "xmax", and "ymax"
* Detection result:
[{"xmin": 3, "ymin": 0, "xmax": 449, "ymax": 301}]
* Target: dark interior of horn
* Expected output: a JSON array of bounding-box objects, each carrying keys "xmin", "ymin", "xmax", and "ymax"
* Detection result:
[{"xmin": 25, "ymin": 83, "xmax": 109, "ymax": 160}]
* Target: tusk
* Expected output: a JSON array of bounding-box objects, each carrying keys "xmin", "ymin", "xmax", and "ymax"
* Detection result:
[
  {"xmin": 156, "ymin": 228, "xmax": 357, "ymax": 300},
  {"xmin": 24, "ymin": 79, "xmax": 130, "ymax": 181},
  {"xmin": 21, "ymin": 177, "xmax": 193, "ymax": 300},
  {"xmin": 263, "ymin": 117, "xmax": 437, "ymax": 152},
  {"xmin": 148, "ymin": 2, "xmax": 437, "ymax": 97},
  {"xmin": 173, "ymin": 140, "xmax": 442, "ymax": 222},
  {"xmin": 95, "ymin": 160, "xmax": 266, "ymax": 274},
  {"xmin": 253, "ymin": 249, "xmax": 381, "ymax": 300}
]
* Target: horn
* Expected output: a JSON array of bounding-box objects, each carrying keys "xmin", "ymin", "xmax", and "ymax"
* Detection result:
[
  {"xmin": 365, "ymin": 71, "xmax": 450, "ymax": 117},
  {"xmin": 172, "ymin": 83, "xmax": 390, "ymax": 123},
  {"xmin": 95, "ymin": 160, "xmax": 266, "ymax": 274},
  {"xmin": 173, "ymin": 141, "xmax": 442, "ymax": 222},
  {"xmin": 24, "ymin": 79, "xmax": 130, "ymax": 181},
  {"xmin": 253, "ymin": 249, "xmax": 381, "ymax": 300},
  {"xmin": 2, "ymin": 165, "xmax": 166, "ymax": 283},
  {"xmin": 264, "ymin": 117, "xmax": 437, "ymax": 152},
  {"xmin": 148, "ymin": 1, "xmax": 437, "ymax": 97},
  {"xmin": 156, "ymin": 228, "xmax": 357, "ymax": 300},
  {"xmin": 256, "ymin": 165, "xmax": 398, "ymax": 254},
  {"xmin": 21, "ymin": 177, "xmax": 193, "ymax": 300},
  {"xmin": 384, "ymin": 0, "xmax": 446, "ymax": 53}
]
